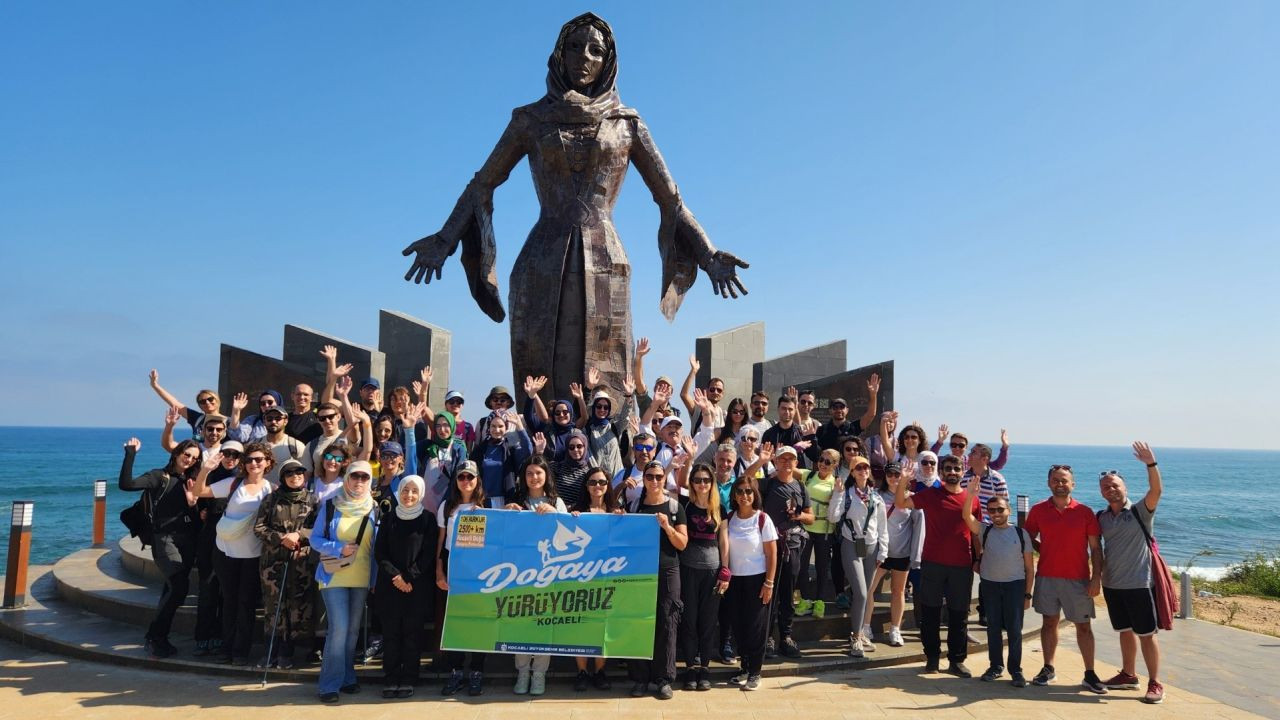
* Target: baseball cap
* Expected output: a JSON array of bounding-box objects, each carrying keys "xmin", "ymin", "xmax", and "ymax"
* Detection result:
[
  {"xmin": 361, "ymin": 377, "xmax": 380, "ymax": 390},
  {"xmin": 445, "ymin": 390, "xmax": 464, "ymax": 404},
  {"xmin": 456, "ymin": 460, "xmax": 479, "ymax": 477},
  {"xmin": 775, "ymin": 445, "xmax": 798, "ymax": 458},
  {"xmin": 220, "ymin": 440, "xmax": 244, "ymax": 454},
  {"xmin": 379, "ymin": 441, "xmax": 404, "ymax": 457}
]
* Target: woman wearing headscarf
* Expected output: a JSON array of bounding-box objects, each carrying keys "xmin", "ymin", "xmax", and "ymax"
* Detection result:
[
  {"xmin": 421, "ymin": 410, "xmax": 468, "ymax": 515},
  {"xmin": 402, "ymin": 12, "xmax": 749, "ymax": 402},
  {"xmin": 581, "ymin": 375, "xmax": 635, "ymax": 477},
  {"xmin": 252, "ymin": 458, "xmax": 316, "ymax": 669},
  {"xmin": 539, "ymin": 428, "xmax": 593, "ymax": 509},
  {"xmin": 524, "ymin": 374, "xmax": 583, "ymax": 461},
  {"xmin": 468, "ymin": 410, "xmax": 533, "ymax": 508},
  {"xmin": 309, "ymin": 460, "xmax": 379, "ymax": 703},
  {"xmin": 118, "ymin": 436, "xmax": 201, "ymax": 659},
  {"xmin": 374, "ymin": 474, "xmax": 437, "ymax": 698}
]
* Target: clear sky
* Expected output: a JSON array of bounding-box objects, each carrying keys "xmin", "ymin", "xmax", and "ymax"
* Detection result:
[{"xmin": 1, "ymin": 2, "xmax": 1277, "ymax": 449}]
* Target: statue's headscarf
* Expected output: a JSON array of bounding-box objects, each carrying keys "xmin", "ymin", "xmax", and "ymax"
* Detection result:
[{"xmin": 537, "ymin": 13, "xmax": 632, "ymax": 124}]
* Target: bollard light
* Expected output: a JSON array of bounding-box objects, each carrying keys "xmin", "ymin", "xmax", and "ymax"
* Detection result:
[
  {"xmin": 92, "ymin": 480, "xmax": 108, "ymax": 547},
  {"xmin": 1016, "ymin": 494, "xmax": 1029, "ymax": 527},
  {"xmin": 3, "ymin": 500, "xmax": 34, "ymax": 608}
]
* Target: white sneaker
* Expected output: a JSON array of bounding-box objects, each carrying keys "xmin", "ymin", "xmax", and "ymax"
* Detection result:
[
  {"xmin": 513, "ymin": 668, "xmax": 530, "ymax": 694},
  {"xmin": 729, "ymin": 672, "xmax": 748, "ymax": 686},
  {"xmin": 861, "ymin": 635, "xmax": 876, "ymax": 652},
  {"xmin": 888, "ymin": 627, "xmax": 904, "ymax": 647},
  {"xmin": 529, "ymin": 671, "xmax": 546, "ymax": 696}
]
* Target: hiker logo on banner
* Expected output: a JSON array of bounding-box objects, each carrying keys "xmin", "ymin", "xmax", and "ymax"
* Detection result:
[{"xmin": 440, "ymin": 509, "xmax": 659, "ymax": 658}]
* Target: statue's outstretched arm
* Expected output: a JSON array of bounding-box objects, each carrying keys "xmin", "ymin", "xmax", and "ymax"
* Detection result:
[
  {"xmin": 629, "ymin": 118, "xmax": 749, "ymax": 309},
  {"xmin": 403, "ymin": 114, "xmax": 529, "ymax": 285}
]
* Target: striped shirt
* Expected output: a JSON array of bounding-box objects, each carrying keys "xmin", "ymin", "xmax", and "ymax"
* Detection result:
[{"xmin": 962, "ymin": 468, "xmax": 1009, "ymax": 524}]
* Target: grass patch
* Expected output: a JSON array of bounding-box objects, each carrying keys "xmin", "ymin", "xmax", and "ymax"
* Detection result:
[{"xmin": 1197, "ymin": 552, "xmax": 1280, "ymax": 599}]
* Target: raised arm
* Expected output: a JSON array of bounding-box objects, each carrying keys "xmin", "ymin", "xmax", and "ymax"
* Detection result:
[
  {"xmin": 990, "ymin": 427, "xmax": 1010, "ymax": 470},
  {"xmin": 1133, "ymin": 441, "xmax": 1163, "ymax": 512},
  {"xmin": 679, "ymin": 354, "xmax": 699, "ymax": 418},
  {"xmin": 893, "ymin": 462, "xmax": 916, "ymax": 511},
  {"xmin": 959, "ymin": 476, "xmax": 984, "ymax": 536},
  {"xmin": 858, "ymin": 373, "xmax": 880, "ymax": 431},
  {"xmin": 148, "ymin": 369, "xmax": 186, "ymax": 412},
  {"xmin": 569, "ymin": 383, "xmax": 588, "ymax": 429},
  {"xmin": 160, "ymin": 407, "xmax": 181, "ymax": 453},
  {"xmin": 190, "ymin": 452, "xmax": 222, "ymax": 499},
  {"xmin": 632, "ymin": 337, "xmax": 650, "ymax": 397}
]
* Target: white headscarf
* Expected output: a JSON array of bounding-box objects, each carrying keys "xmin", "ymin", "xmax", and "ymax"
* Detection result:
[{"xmin": 395, "ymin": 475, "xmax": 426, "ymax": 520}]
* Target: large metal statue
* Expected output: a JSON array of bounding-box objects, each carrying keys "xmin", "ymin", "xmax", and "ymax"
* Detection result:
[{"xmin": 403, "ymin": 12, "xmax": 749, "ymax": 401}]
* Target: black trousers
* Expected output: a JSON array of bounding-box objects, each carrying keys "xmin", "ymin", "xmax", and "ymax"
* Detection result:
[
  {"xmin": 630, "ymin": 564, "xmax": 682, "ymax": 685},
  {"xmin": 727, "ymin": 573, "xmax": 770, "ymax": 675},
  {"xmin": 769, "ymin": 539, "xmax": 804, "ymax": 639},
  {"xmin": 919, "ymin": 561, "xmax": 973, "ymax": 663},
  {"xmin": 678, "ymin": 565, "xmax": 720, "ymax": 670},
  {"xmin": 194, "ymin": 528, "xmax": 222, "ymax": 642},
  {"xmin": 380, "ymin": 588, "xmax": 430, "ymax": 685},
  {"xmin": 147, "ymin": 533, "xmax": 194, "ymax": 641},
  {"xmin": 214, "ymin": 550, "xmax": 260, "ymax": 659},
  {"xmin": 800, "ymin": 532, "xmax": 834, "ymax": 600}
]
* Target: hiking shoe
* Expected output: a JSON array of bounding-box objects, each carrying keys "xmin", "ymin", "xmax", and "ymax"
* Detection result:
[
  {"xmin": 1032, "ymin": 665, "xmax": 1055, "ymax": 686},
  {"xmin": 467, "ymin": 671, "xmax": 484, "ymax": 696},
  {"xmin": 696, "ymin": 668, "xmax": 712, "ymax": 691},
  {"xmin": 592, "ymin": 670, "xmax": 611, "ymax": 690},
  {"xmin": 441, "ymin": 670, "xmax": 465, "ymax": 696},
  {"xmin": 980, "ymin": 666, "xmax": 1003, "ymax": 682},
  {"xmin": 835, "ymin": 592, "xmax": 851, "ymax": 610},
  {"xmin": 888, "ymin": 627, "xmax": 904, "ymax": 647},
  {"xmin": 764, "ymin": 637, "xmax": 777, "ymax": 658},
  {"xmin": 514, "ymin": 668, "xmax": 530, "ymax": 694},
  {"xmin": 145, "ymin": 637, "xmax": 176, "ymax": 659},
  {"xmin": 849, "ymin": 633, "xmax": 864, "ymax": 658},
  {"xmin": 318, "ymin": 692, "xmax": 339, "ymax": 704},
  {"xmin": 947, "ymin": 662, "xmax": 972, "ymax": 679},
  {"xmin": 396, "ymin": 686, "xmax": 414, "ymax": 698},
  {"xmin": 362, "ymin": 638, "xmax": 383, "ymax": 663},
  {"xmin": 794, "ymin": 599, "xmax": 813, "ymax": 616},
  {"xmin": 812, "ymin": 599, "xmax": 826, "ymax": 619},
  {"xmin": 340, "ymin": 683, "xmax": 361, "ymax": 694},
  {"xmin": 192, "ymin": 640, "xmax": 211, "ymax": 657},
  {"xmin": 1011, "ymin": 672, "xmax": 1027, "ymax": 688},
  {"xmin": 743, "ymin": 674, "xmax": 761, "ymax": 691},
  {"xmin": 655, "ymin": 682, "xmax": 674, "ymax": 700},
  {"xmin": 720, "ymin": 641, "xmax": 737, "ymax": 664},
  {"xmin": 1143, "ymin": 680, "xmax": 1164, "ymax": 704},
  {"xmin": 1082, "ymin": 670, "xmax": 1108, "ymax": 694},
  {"xmin": 574, "ymin": 670, "xmax": 590, "ymax": 692},
  {"xmin": 382, "ymin": 685, "xmax": 400, "ymax": 699},
  {"xmin": 630, "ymin": 681, "xmax": 647, "ymax": 697},
  {"xmin": 729, "ymin": 672, "xmax": 748, "ymax": 686},
  {"xmin": 529, "ymin": 671, "xmax": 546, "ymax": 696},
  {"xmin": 860, "ymin": 633, "xmax": 876, "ymax": 653},
  {"xmin": 682, "ymin": 669, "xmax": 697, "ymax": 691},
  {"xmin": 1104, "ymin": 670, "xmax": 1140, "ymax": 690},
  {"xmin": 923, "ymin": 657, "xmax": 940, "ymax": 673},
  {"xmin": 780, "ymin": 635, "xmax": 801, "ymax": 658}
]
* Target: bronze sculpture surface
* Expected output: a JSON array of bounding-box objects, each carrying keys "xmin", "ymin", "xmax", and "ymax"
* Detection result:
[{"xmin": 403, "ymin": 13, "xmax": 748, "ymax": 402}]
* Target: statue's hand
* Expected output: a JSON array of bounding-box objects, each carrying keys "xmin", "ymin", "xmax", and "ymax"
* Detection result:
[
  {"xmin": 704, "ymin": 250, "xmax": 750, "ymax": 299},
  {"xmin": 403, "ymin": 234, "xmax": 451, "ymax": 284}
]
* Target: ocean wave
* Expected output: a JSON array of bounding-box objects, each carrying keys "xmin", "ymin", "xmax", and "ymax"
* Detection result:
[{"xmin": 1182, "ymin": 566, "xmax": 1231, "ymax": 581}]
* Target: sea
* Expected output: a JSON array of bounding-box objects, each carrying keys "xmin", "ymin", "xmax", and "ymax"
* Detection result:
[{"xmin": 1, "ymin": 426, "xmax": 1277, "ymax": 576}]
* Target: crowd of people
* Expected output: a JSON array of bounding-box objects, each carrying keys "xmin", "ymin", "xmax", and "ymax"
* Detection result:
[{"xmin": 123, "ymin": 340, "xmax": 1167, "ymax": 705}]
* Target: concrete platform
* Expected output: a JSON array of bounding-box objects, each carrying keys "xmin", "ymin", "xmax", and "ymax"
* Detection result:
[{"xmin": 54, "ymin": 546, "xmax": 199, "ymax": 634}]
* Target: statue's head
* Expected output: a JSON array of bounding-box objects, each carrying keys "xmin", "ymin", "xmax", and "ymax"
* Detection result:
[{"xmin": 549, "ymin": 13, "xmax": 617, "ymax": 97}]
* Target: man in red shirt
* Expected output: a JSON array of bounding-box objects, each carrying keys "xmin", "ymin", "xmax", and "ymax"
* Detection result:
[
  {"xmin": 895, "ymin": 454, "xmax": 981, "ymax": 677},
  {"xmin": 1023, "ymin": 464, "xmax": 1106, "ymax": 694}
]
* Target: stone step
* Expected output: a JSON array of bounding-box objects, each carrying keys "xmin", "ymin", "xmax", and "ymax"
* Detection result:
[
  {"xmin": 53, "ymin": 546, "xmax": 201, "ymax": 634},
  {"xmin": 2, "ymin": 565, "xmax": 1040, "ymax": 683}
]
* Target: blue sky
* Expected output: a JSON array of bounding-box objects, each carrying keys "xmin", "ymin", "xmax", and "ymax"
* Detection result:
[{"xmin": 1, "ymin": 2, "xmax": 1277, "ymax": 449}]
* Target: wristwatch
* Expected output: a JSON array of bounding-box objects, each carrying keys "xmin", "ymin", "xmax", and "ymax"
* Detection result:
[{"xmin": 1024, "ymin": 593, "xmax": 1033, "ymax": 600}]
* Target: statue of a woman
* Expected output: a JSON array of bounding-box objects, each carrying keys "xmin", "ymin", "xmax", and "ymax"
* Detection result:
[{"xmin": 403, "ymin": 13, "xmax": 748, "ymax": 402}]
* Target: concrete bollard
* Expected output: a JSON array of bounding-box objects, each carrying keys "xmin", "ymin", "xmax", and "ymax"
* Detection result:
[
  {"xmin": 92, "ymin": 480, "xmax": 107, "ymax": 547},
  {"xmin": 3, "ymin": 501, "xmax": 34, "ymax": 609},
  {"xmin": 1016, "ymin": 494, "xmax": 1029, "ymax": 527},
  {"xmin": 1179, "ymin": 572, "xmax": 1193, "ymax": 619}
]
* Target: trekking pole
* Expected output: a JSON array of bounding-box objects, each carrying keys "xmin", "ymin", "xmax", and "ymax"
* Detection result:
[{"xmin": 261, "ymin": 554, "xmax": 292, "ymax": 688}]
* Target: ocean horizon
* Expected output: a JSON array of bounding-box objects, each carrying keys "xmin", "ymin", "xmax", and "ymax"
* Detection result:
[{"xmin": 1, "ymin": 426, "xmax": 1276, "ymax": 577}]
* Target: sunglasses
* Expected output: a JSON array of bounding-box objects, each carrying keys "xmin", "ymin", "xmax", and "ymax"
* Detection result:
[
  {"xmin": 989, "ymin": 507, "xmax": 1010, "ymax": 513},
  {"xmin": 322, "ymin": 453, "xmax": 347, "ymax": 462},
  {"xmin": 733, "ymin": 487, "xmax": 754, "ymax": 495},
  {"xmin": 920, "ymin": 460, "xmax": 937, "ymax": 466},
  {"xmin": 283, "ymin": 468, "xmax": 305, "ymax": 477},
  {"xmin": 730, "ymin": 408, "xmax": 745, "ymax": 414},
  {"xmin": 690, "ymin": 476, "xmax": 713, "ymax": 485},
  {"xmin": 347, "ymin": 473, "xmax": 371, "ymax": 482},
  {"xmin": 740, "ymin": 436, "xmax": 758, "ymax": 442},
  {"xmin": 643, "ymin": 473, "xmax": 666, "ymax": 481},
  {"xmin": 633, "ymin": 444, "xmax": 655, "ymax": 452},
  {"xmin": 204, "ymin": 425, "xmax": 225, "ymax": 433},
  {"xmin": 198, "ymin": 396, "xmax": 217, "ymax": 404},
  {"xmin": 854, "ymin": 464, "xmax": 871, "ymax": 471},
  {"xmin": 587, "ymin": 479, "xmax": 610, "ymax": 487},
  {"xmin": 456, "ymin": 474, "xmax": 477, "ymax": 482},
  {"xmin": 1051, "ymin": 464, "xmax": 1073, "ymax": 472},
  {"xmin": 221, "ymin": 451, "xmax": 242, "ymax": 459},
  {"xmin": 817, "ymin": 459, "xmax": 835, "ymax": 466},
  {"xmin": 1098, "ymin": 470, "xmax": 1123, "ymax": 479},
  {"xmin": 950, "ymin": 442, "xmax": 966, "ymax": 448},
  {"xmin": 380, "ymin": 453, "xmax": 401, "ymax": 460},
  {"xmin": 244, "ymin": 456, "xmax": 268, "ymax": 465},
  {"xmin": 553, "ymin": 409, "xmax": 571, "ymax": 416},
  {"xmin": 831, "ymin": 403, "xmax": 847, "ymax": 409},
  {"xmin": 567, "ymin": 444, "xmax": 586, "ymax": 451},
  {"xmin": 319, "ymin": 414, "xmax": 339, "ymax": 421},
  {"xmin": 593, "ymin": 403, "xmax": 610, "ymax": 410}
]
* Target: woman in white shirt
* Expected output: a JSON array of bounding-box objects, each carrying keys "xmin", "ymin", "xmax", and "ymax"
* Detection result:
[
  {"xmin": 192, "ymin": 441, "xmax": 273, "ymax": 665},
  {"xmin": 716, "ymin": 476, "xmax": 777, "ymax": 691}
]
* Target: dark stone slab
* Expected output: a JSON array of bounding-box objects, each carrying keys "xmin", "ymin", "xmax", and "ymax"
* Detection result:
[
  {"xmin": 378, "ymin": 310, "xmax": 450, "ymax": 408},
  {"xmin": 280, "ymin": 325, "xmax": 385, "ymax": 392},
  {"xmin": 217, "ymin": 344, "xmax": 323, "ymax": 408}
]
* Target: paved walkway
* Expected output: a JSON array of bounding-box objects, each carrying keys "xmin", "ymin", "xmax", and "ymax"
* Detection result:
[
  {"xmin": 0, "ymin": 637, "xmax": 1263, "ymax": 720},
  {"xmin": 1093, "ymin": 617, "xmax": 1280, "ymax": 719}
]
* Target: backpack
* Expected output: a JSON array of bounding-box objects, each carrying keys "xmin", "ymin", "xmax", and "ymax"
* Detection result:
[
  {"xmin": 628, "ymin": 494, "xmax": 680, "ymax": 516},
  {"xmin": 120, "ymin": 489, "xmax": 157, "ymax": 549},
  {"xmin": 1097, "ymin": 506, "xmax": 1178, "ymax": 630},
  {"xmin": 981, "ymin": 524, "xmax": 1027, "ymax": 553}
]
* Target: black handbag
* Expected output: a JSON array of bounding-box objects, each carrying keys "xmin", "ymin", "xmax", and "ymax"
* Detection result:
[{"xmin": 120, "ymin": 491, "xmax": 155, "ymax": 549}]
